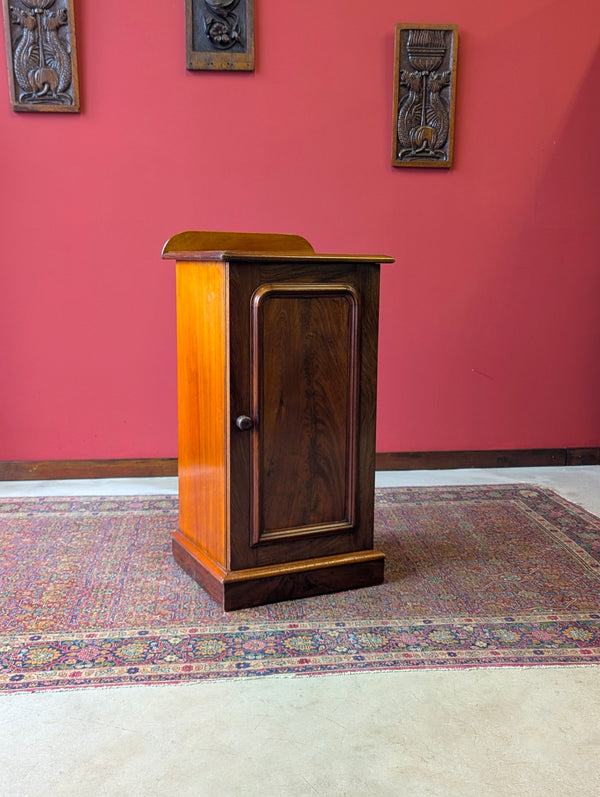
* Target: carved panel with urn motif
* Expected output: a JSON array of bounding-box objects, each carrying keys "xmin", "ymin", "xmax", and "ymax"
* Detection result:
[
  {"xmin": 2, "ymin": 0, "xmax": 79, "ymax": 112},
  {"xmin": 392, "ymin": 24, "xmax": 458, "ymax": 168}
]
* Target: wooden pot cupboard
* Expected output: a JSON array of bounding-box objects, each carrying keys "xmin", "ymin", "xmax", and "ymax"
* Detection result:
[{"xmin": 162, "ymin": 231, "xmax": 394, "ymax": 610}]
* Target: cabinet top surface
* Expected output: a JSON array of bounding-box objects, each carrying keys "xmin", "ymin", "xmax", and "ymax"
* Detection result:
[{"xmin": 161, "ymin": 231, "xmax": 395, "ymax": 264}]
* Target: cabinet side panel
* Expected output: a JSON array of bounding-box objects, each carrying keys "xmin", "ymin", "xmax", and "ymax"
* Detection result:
[
  {"xmin": 176, "ymin": 261, "xmax": 229, "ymax": 567},
  {"xmin": 355, "ymin": 265, "xmax": 380, "ymax": 546}
]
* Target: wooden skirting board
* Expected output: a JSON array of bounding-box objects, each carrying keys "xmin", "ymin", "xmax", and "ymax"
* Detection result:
[
  {"xmin": 376, "ymin": 448, "xmax": 600, "ymax": 470},
  {"xmin": 0, "ymin": 458, "xmax": 178, "ymax": 481},
  {"xmin": 0, "ymin": 449, "xmax": 598, "ymax": 481}
]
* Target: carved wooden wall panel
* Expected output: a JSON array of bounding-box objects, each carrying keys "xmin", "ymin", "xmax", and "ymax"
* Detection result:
[
  {"xmin": 392, "ymin": 24, "xmax": 458, "ymax": 168},
  {"xmin": 186, "ymin": 0, "xmax": 254, "ymax": 71},
  {"xmin": 2, "ymin": 0, "xmax": 79, "ymax": 112}
]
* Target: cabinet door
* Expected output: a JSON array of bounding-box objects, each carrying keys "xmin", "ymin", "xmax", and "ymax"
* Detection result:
[{"xmin": 229, "ymin": 261, "xmax": 379, "ymax": 570}]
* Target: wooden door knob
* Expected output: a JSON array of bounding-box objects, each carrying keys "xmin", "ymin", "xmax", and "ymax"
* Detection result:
[{"xmin": 235, "ymin": 415, "xmax": 254, "ymax": 431}]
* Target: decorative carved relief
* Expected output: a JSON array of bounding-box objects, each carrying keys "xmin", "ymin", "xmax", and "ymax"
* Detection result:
[
  {"xmin": 392, "ymin": 24, "xmax": 458, "ymax": 168},
  {"xmin": 186, "ymin": 0, "xmax": 254, "ymax": 71},
  {"xmin": 2, "ymin": 0, "xmax": 79, "ymax": 112}
]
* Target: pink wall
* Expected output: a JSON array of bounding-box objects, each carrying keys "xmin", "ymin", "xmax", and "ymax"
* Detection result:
[{"xmin": 1, "ymin": 0, "xmax": 599, "ymax": 460}]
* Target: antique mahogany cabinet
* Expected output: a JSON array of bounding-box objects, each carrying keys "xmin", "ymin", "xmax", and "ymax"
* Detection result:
[{"xmin": 162, "ymin": 231, "xmax": 394, "ymax": 610}]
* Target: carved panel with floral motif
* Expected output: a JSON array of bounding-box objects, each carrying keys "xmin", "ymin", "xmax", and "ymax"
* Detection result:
[
  {"xmin": 186, "ymin": 0, "xmax": 254, "ymax": 71},
  {"xmin": 2, "ymin": 0, "xmax": 79, "ymax": 112}
]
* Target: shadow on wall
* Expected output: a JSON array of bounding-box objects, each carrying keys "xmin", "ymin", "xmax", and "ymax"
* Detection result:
[{"xmin": 438, "ymin": 33, "xmax": 600, "ymax": 450}]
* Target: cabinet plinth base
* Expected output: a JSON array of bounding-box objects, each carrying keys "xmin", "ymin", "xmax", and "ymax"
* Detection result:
[{"xmin": 172, "ymin": 533, "xmax": 385, "ymax": 611}]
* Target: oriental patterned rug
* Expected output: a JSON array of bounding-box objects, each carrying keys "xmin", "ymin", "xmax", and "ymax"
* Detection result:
[{"xmin": 1, "ymin": 485, "xmax": 600, "ymax": 693}]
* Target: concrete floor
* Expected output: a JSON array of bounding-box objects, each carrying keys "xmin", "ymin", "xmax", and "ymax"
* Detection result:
[{"xmin": 1, "ymin": 466, "xmax": 599, "ymax": 797}]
